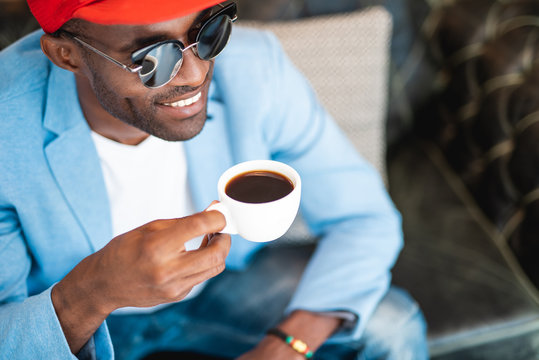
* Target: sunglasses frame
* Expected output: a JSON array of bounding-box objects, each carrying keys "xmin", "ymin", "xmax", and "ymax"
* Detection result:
[{"xmin": 61, "ymin": 2, "xmax": 237, "ymax": 88}]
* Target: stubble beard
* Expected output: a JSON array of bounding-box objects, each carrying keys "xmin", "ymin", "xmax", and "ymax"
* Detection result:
[{"xmin": 88, "ymin": 66, "xmax": 209, "ymax": 142}]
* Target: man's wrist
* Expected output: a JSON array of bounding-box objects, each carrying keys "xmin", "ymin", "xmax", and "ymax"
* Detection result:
[
  {"xmin": 275, "ymin": 310, "xmax": 343, "ymax": 352},
  {"xmin": 267, "ymin": 328, "xmax": 314, "ymax": 358},
  {"xmin": 257, "ymin": 334, "xmax": 305, "ymax": 360},
  {"xmin": 51, "ymin": 255, "xmax": 111, "ymax": 353},
  {"xmin": 53, "ymin": 254, "xmax": 113, "ymax": 318}
]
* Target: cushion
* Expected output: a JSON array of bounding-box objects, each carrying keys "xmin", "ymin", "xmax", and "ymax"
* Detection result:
[
  {"xmin": 389, "ymin": 139, "xmax": 539, "ymax": 358},
  {"xmin": 240, "ymin": 6, "xmax": 392, "ymax": 177},
  {"xmin": 411, "ymin": 0, "xmax": 539, "ymax": 288}
]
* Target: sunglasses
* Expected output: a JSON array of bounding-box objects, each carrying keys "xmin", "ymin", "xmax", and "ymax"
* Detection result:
[{"xmin": 62, "ymin": 2, "xmax": 237, "ymax": 88}]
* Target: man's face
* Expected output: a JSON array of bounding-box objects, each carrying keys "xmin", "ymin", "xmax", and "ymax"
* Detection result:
[{"xmin": 75, "ymin": 10, "xmax": 215, "ymax": 141}]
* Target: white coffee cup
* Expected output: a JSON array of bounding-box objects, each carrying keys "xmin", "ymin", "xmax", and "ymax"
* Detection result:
[{"xmin": 207, "ymin": 160, "xmax": 301, "ymax": 242}]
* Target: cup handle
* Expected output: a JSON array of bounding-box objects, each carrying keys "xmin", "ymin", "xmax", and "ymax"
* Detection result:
[{"xmin": 206, "ymin": 202, "xmax": 238, "ymax": 235}]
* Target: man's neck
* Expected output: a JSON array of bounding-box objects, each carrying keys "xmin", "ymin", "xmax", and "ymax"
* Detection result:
[{"xmin": 75, "ymin": 74, "xmax": 149, "ymax": 146}]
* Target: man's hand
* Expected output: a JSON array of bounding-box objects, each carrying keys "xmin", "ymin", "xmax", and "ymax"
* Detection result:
[
  {"xmin": 51, "ymin": 210, "xmax": 230, "ymax": 354},
  {"xmin": 237, "ymin": 310, "xmax": 342, "ymax": 360}
]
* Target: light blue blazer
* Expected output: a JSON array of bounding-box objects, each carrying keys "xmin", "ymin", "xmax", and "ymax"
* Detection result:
[{"xmin": 0, "ymin": 28, "xmax": 402, "ymax": 358}]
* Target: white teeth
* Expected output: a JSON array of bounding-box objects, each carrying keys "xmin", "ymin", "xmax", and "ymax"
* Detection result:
[{"xmin": 164, "ymin": 92, "xmax": 202, "ymax": 108}]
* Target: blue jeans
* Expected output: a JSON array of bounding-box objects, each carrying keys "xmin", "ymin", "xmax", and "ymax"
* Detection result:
[{"xmin": 107, "ymin": 245, "xmax": 428, "ymax": 360}]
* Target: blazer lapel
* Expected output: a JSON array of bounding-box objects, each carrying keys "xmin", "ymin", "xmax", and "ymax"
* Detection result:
[{"xmin": 43, "ymin": 65, "xmax": 112, "ymax": 252}]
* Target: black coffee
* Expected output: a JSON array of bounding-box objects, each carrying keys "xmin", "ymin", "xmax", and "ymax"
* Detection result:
[{"xmin": 225, "ymin": 170, "xmax": 294, "ymax": 204}]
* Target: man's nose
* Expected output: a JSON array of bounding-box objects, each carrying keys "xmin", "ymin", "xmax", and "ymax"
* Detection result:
[{"xmin": 168, "ymin": 46, "xmax": 208, "ymax": 88}]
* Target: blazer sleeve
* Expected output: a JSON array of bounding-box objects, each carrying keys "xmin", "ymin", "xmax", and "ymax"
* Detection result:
[
  {"xmin": 0, "ymin": 206, "xmax": 113, "ymax": 359},
  {"xmin": 261, "ymin": 32, "xmax": 403, "ymax": 342}
]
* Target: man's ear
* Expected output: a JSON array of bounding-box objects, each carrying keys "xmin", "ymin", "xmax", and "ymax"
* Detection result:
[{"xmin": 40, "ymin": 34, "xmax": 83, "ymax": 73}]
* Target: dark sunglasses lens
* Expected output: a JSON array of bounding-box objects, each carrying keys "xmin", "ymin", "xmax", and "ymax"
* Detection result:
[
  {"xmin": 139, "ymin": 42, "xmax": 183, "ymax": 88},
  {"xmin": 197, "ymin": 15, "xmax": 232, "ymax": 60}
]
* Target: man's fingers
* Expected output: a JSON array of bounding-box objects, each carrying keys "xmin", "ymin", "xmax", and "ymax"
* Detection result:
[
  {"xmin": 169, "ymin": 261, "xmax": 228, "ymax": 300},
  {"xmin": 177, "ymin": 210, "xmax": 226, "ymax": 238},
  {"xmin": 172, "ymin": 233, "xmax": 231, "ymax": 275},
  {"xmin": 160, "ymin": 235, "xmax": 230, "ymax": 301},
  {"xmin": 183, "ymin": 263, "xmax": 227, "ymax": 286},
  {"xmin": 160, "ymin": 264, "xmax": 227, "ymax": 303},
  {"xmin": 136, "ymin": 218, "xmax": 180, "ymax": 233},
  {"xmin": 199, "ymin": 235, "xmax": 210, "ymax": 249},
  {"xmin": 194, "ymin": 232, "xmax": 231, "ymax": 260},
  {"xmin": 158, "ymin": 210, "xmax": 226, "ymax": 249}
]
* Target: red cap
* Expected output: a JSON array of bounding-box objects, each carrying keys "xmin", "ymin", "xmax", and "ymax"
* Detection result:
[{"xmin": 27, "ymin": 0, "xmax": 225, "ymax": 33}]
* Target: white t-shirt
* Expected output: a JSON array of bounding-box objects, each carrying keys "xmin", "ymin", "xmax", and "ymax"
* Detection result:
[{"xmin": 91, "ymin": 132, "xmax": 205, "ymax": 314}]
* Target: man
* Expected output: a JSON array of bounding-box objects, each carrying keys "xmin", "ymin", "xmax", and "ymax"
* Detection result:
[{"xmin": 0, "ymin": 0, "xmax": 428, "ymax": 359}]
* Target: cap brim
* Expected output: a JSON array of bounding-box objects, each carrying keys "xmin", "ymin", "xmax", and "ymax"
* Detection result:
[{"xmin": 73, "ymin": 0, "xmax": 224, "ymax": 26}]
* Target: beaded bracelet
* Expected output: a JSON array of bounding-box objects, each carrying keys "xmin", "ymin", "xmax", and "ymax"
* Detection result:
[{"xmin": 267, "ymin": 328, "xmax": 314, "ymax": 359}]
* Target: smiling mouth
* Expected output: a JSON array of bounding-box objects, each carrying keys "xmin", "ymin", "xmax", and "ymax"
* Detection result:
[{"xmin": 161, "ymin": 92, "xmax": 202, "ymax": 108}]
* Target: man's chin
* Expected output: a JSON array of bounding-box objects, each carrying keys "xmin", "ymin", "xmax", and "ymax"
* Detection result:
[{"xmin": 147, "ymin": 112, "xmax": 208, "ymax": 141}]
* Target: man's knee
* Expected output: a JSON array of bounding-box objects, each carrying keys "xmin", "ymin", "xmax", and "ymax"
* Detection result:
[{"xmin": 360, "ymin": 286, "xmax": 428, "ymax": 360}]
